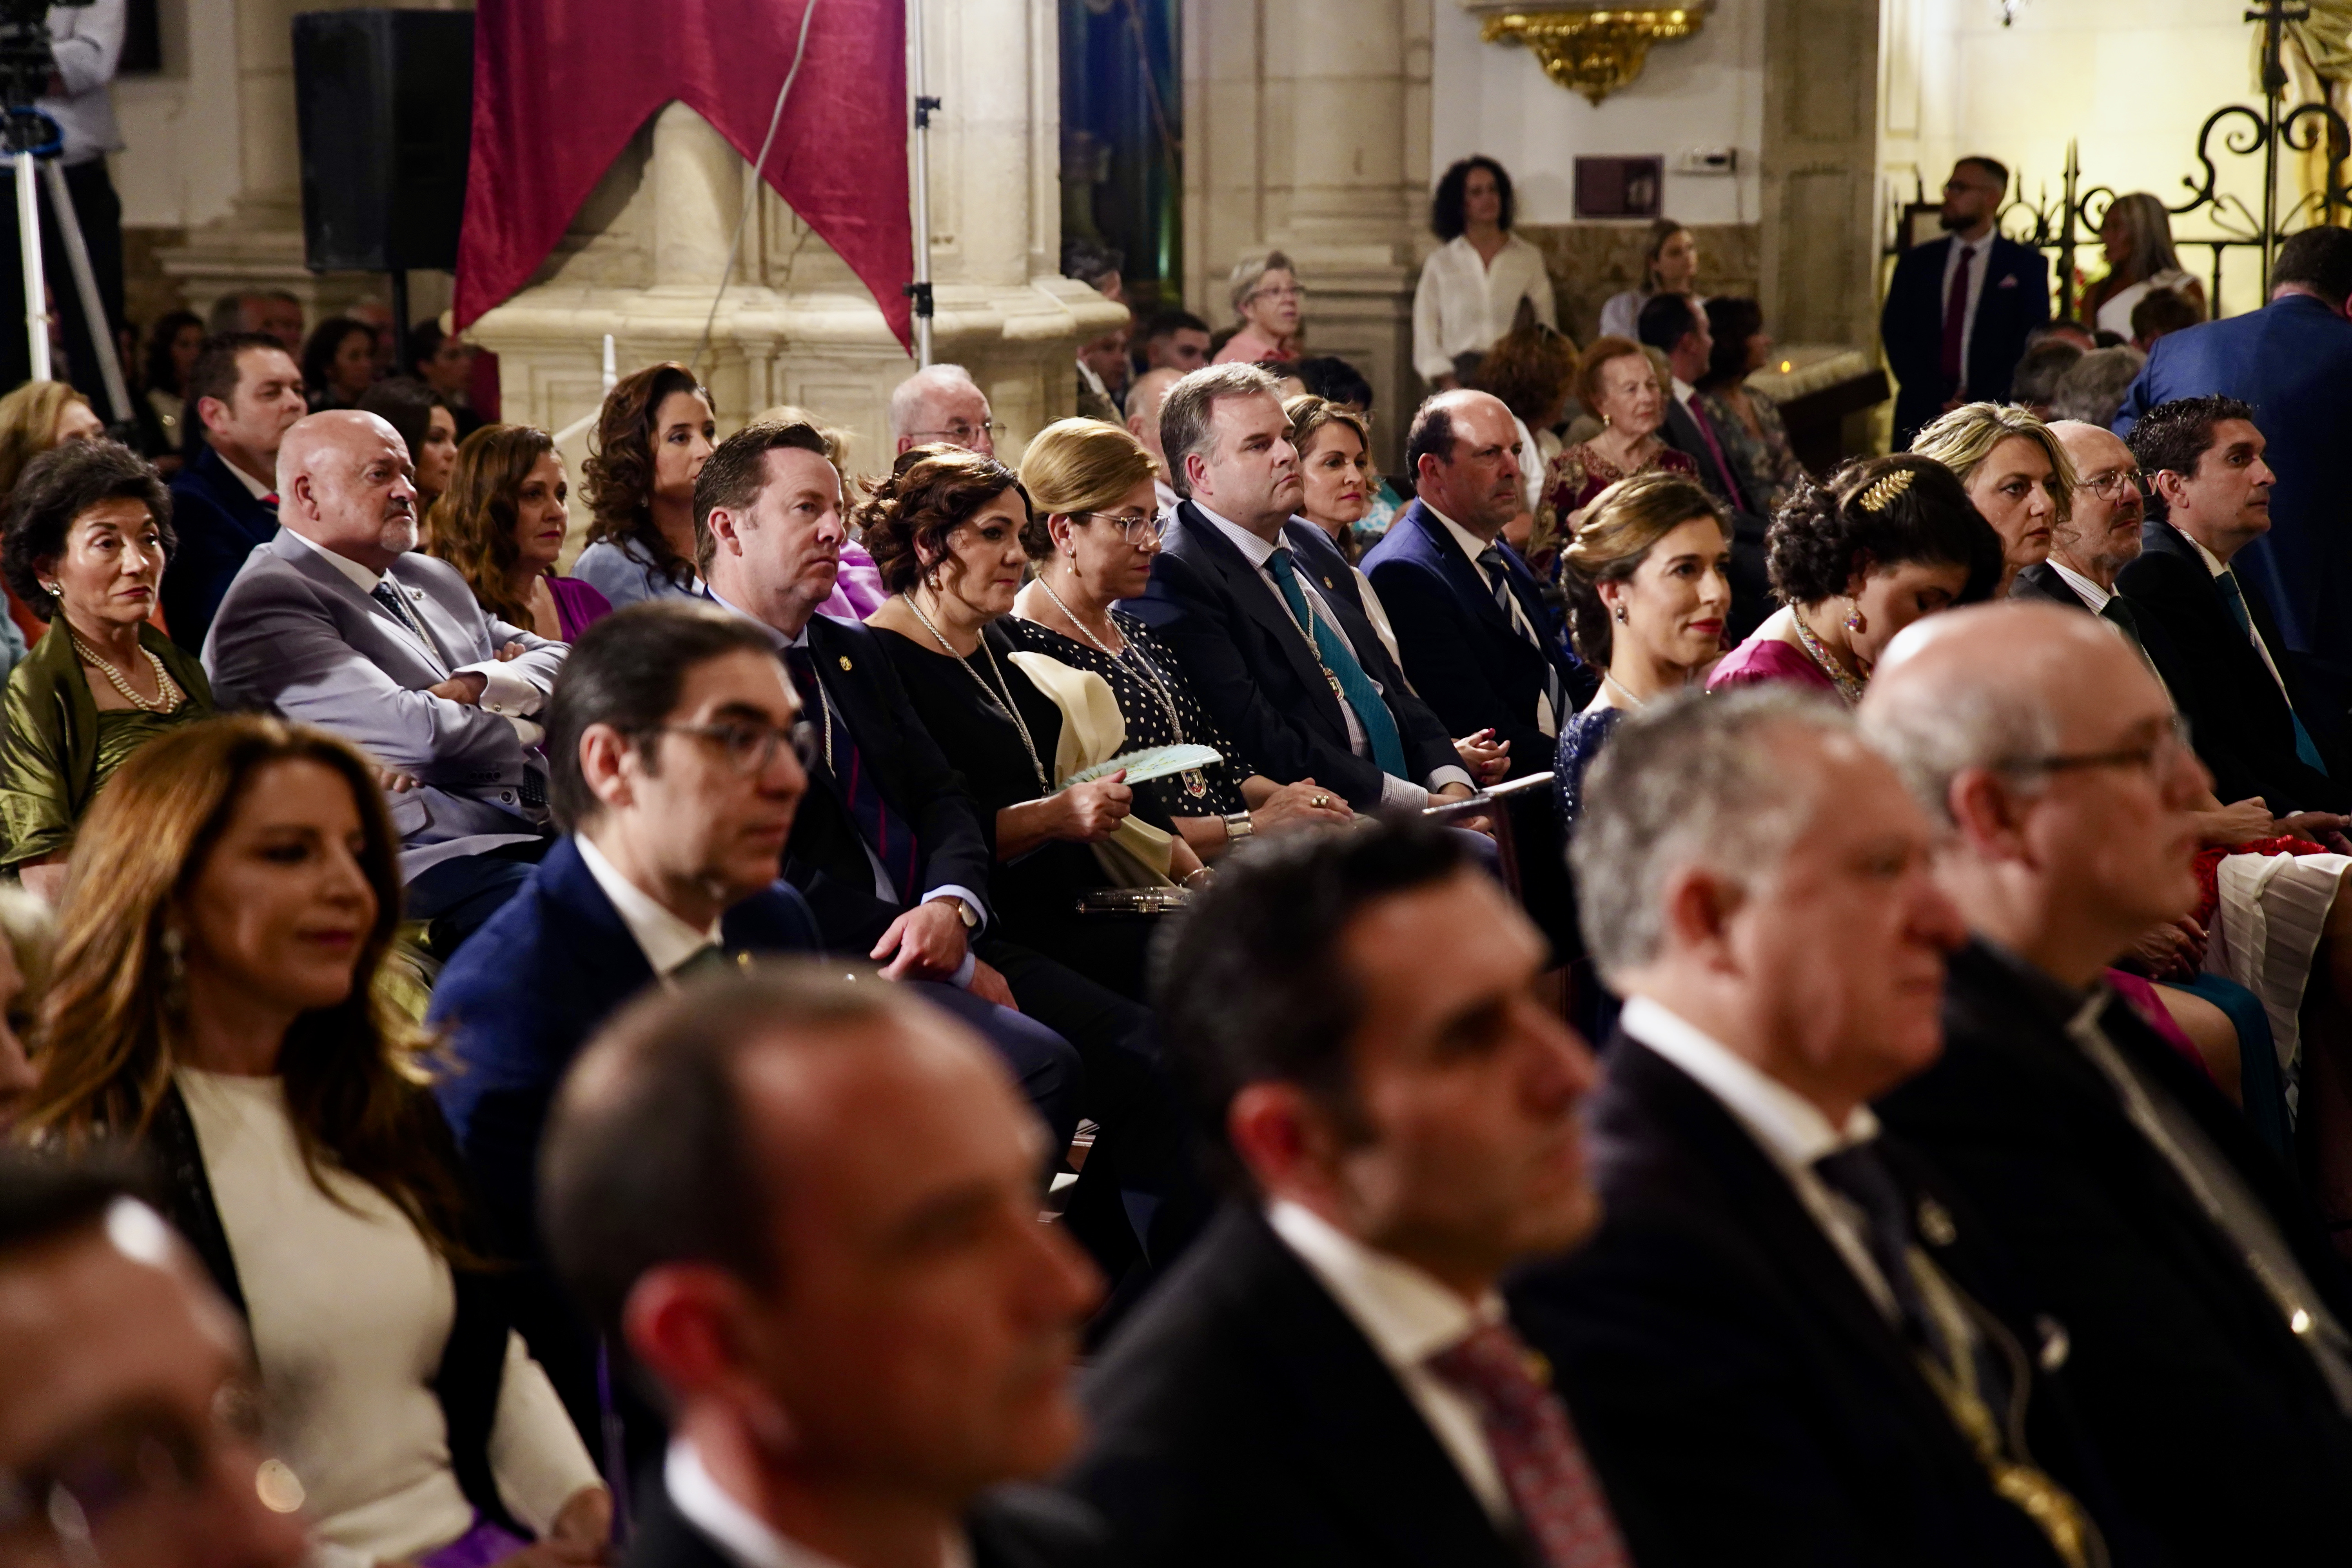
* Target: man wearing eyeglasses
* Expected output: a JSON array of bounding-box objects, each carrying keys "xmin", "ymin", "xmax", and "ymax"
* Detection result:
[
  {"xmin": 889, "ymin": 364, "xmax": 998, "ymax": 458},
  {"xmin": 1861, "ymin": 601, "xmax": 2352, "ymax": 1566},
  {"xmin": 430, "ymin": 601, "xmax": 1082, "ymax": 1484},
  {"xmin": 0, "ymin": 1154, "xmax": 307, "ymax": 1568},
  {"xmin": 2016, "ymin": 421, "xmax": 2149, "ymax": 625}
]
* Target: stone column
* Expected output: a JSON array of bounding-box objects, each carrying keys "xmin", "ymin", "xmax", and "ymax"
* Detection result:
[
  {"xmin": 1183, "ymin": 0, "xmax": 1432, "ymax": 470},
  {"xmin": 466, "ymin": 0, "xmax": 1117, "ymax": 502},
  {"xmin": 1757, "ymin": 0, "xmax": 1880, "ymax": 353}
]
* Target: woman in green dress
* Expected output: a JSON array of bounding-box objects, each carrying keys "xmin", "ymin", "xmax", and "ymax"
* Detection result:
[{"xmin": 0, "ymin": 439, "xmax": 211, "ymax": 900}]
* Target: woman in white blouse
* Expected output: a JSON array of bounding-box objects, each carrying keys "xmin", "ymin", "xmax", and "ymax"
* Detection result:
[
  {"xmin": 18, "ymin": 716, "xmax": 609, "ymax": 1568},
  {"xmin": 1412, "ymin": 156, "xmax": 1557, "ymax": 390}
]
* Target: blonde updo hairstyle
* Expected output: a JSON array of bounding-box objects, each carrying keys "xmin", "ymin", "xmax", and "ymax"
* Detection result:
[
  {"xmin": 1014, "ymin": 417, "xmax": 1158, "ymax": 561},
  {"xmin": 1560, "ymin": 471, "xmax": 1727, "ymax": 666}
]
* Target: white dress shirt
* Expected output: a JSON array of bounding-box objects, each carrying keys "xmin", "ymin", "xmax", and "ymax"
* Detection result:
[
  {"xmin": 1422, "ymin": 501, "xmax": 1555, "ymax": 739},
  {"xmin": 1939, "ymin": 234, "xmax": 1994, "ymax": 388},
  {"xmin": 2048, "ymin": 559, "xmax": 2112, "ymax": 613},
  {"xmin": 281, "ymin": 525, "xmax": 547, "ymax": 743},
  {"xmin": 1412, "ymin": 234, "xmax": 1558, "ymax": 383},
  {"xmin": 2185, "ymin": 532, "xmax": 2296, "ymax": 703},
  {"xmin": 1619, "ymin": 996, "xmax": 1901, "ymax": 1321},
  {"xmin": 575, "ymin": 834, "xmax": 723, "ymax": 981},
  {"xmin": 1195, "ymin": 503, "xmax": 1472, "ymax": 805},
  {"xmin": 1265, "ymin": 1200, "xmax": 1515, "ymax": 1525},
  {"xmin": 225, "ymin": 454, "xmax": 277, "ymax": 503},
  {"xmin": 665, "ymin": 1440, "xmax": 969, "ymax": 1568}
]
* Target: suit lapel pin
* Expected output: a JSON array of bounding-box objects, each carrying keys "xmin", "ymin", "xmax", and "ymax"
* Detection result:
[
  {"xmin": 1321, "ymin": 575, "xmax": 1336, "ymax": 589},
  {"xmin": 1916, "ymin": 1195, "xmax": 1957, "ymax": 1247},
  {"xmin": 838, "ymin": 655, "xmax": 853, "ymax": 672}
]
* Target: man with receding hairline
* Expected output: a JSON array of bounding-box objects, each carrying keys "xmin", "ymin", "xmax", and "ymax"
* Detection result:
[{"xmin": 1123, "ymin": 367, "xmax": 1182, "ymax": 517}]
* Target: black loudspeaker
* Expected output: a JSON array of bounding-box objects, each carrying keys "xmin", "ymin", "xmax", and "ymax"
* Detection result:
[{"xmin": 293, "ymin": 9, "xmax": 475, "ymax": 273}]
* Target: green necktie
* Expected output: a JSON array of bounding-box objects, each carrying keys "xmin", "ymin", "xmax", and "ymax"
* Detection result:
[
  {"xmin": 672, "ymin": 944, "xmax": 737, "ymax": 984},
  {"xmin": 2218, "ymin": 570, "xmax": 2327, "ymax": 777},
  {"xmin": 1264, "ymin": 546, "xmax": 1410, "ymax": 779}
]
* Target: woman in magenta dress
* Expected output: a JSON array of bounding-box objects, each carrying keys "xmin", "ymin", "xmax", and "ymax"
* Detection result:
[
  {"xmin": 1708, "ymin": 455, "xmax": 2000, "ymax": 704},
  {"xmin": 1532, "ymin": 336, "xmax": 1695, "ymax": 577},
  {"xmin": 429, "ymin": 424, "xmax": 612, "ymax": 642}
]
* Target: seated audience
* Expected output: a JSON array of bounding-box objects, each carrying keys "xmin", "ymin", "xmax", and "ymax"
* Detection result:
[
  {"xmin": 1695, "ymin": 296, "xmax": 1804, "ymax": 517},
  {"xmin": 2115, "ymin": 395, "xmax": 2350, "ymax": 815},
  {"xmin": 1862, "ymin": 602, "xmax": 2352, "ymax": 1564},
  {"xmin": 890, "ymin": 363, "xmax": 998, "ymax": 457},
  {"xmin": 16, "ymin": 717, "xmax": 609, "ymax": 1568},
  {"xmin": 1008, "ymin": 416, "xmax": 1351, "ymax": 863},
  {"xmin": 1599, "ymin": 217, "xmax": 1700, "ymax": 343},
  {"xmin": 357, "ymin": 376, "xmax": 460, "ymax": 523},
  {"xmin": 1124, "ymin": 366, "xmax": 1183, "ymax": 517},
  {"xmin": 1062, "ymin": 234, "xmax": 1125, "ymax": 302},
  {"xmin": 2086, "ymin": 191, "xmax": 2207, "ymax": 334},
  {"xmin": 1214, "ymin": 250, "xmax": 1304, "ymax": 366},
  {"xmin": 1519, "ymin": 688, "xmax": 2131, "ymax": 1568},
  {"xmin": 1910, "ymin": 400, "xmax": 2074, "ymax": 597},
  {"xmin": 2013, "ymin": 419, "xmax": 2146, "ymax": 628},
  {"xmin": 162, "ymin": 332, "xmax": 308, "ymax": 652},
  {"xmin": 1554, "ymin": 473, "xmax": 1731, "ymax": 829},
  {"xmin": 409, "ymin": 321, "xmax": 485, "ymax": 438},
  {"xmin": 1139, "ymin": 307, "xmax": 1213, "ymax": 373},
  {"xmin": 0, "ymin": 377, "xmax": 108, "ymax": 668},
  {"xmin": 1536, "ymin": 336, "xmax": 1696, "ymax": 572},
  {"xmin": 757, "ymin": 399, "xmax": 885, "ymax": 622},
  {"xmin": 2129, "ymin": 287, "xmax": 2202, "ymax": 352},
  {"xmin": 1288, "ymin": 391, "xmax": 1379, "ymax": 561},
  {"xmin": 429, "ymin": 423, "xmax": 611, "ymax": 642},
  {"xmin": 2008, "ymin": 337, "xmax": 2083, "ymax": 421},
  {"xmin": 1076, "ymin": 315, "xmax": 1131, "ymax": 424},
  {"xmin": 1125, "ymin": 364, "xmax": 1473, "ymax": 812},
  {"xmin": 207, "ymin": 287, "xmax": 305, "ymax": 355},
  {"xmin": 1413, "ymin": 154, "xmax": 1557, "ymax": 390},
  {"xmin": 573, "ymin": 362, "xmax": 715, "ymax": 609},
  {"xmin": 0, "ymin": 1153, "xmax": 309, "ymax": 1568},
  {"xmin": 1711, "ymin": 456, "xmax": 1998, "ymax": 702},
  {"xmin": 202, "ymin": 410, "xmax": 565, "ymax": 956},
  {"xmin": 863, "ymin": 444, "xmax": 1202, "ymax": 1000},
  {"xmin": 540, "ymin": 967, "xmax": 1109, "ymax": 1568},
  {"xmin": 1286, "ymin": 362, "xmax": 1411, "ymax": 541},
  {"xmin": 2049, "ymin": 344, "xmax": 2144, "ymax": 429},
  {"xmin": 1, "ymin": 441, "xmax": 212, "ymax": 900},
  {"xmin": 1470, "ymin": 320, "xmax": 1579, "ymax": 517},
  {"xmin": 136, "ymin": 307, "xmax": 204, "ymax": 462},
  {"xmin": 1289, "ymin": 354, "xmax": 1374, "ymax": 412},
  {"xmin": 1065, "ymin": 821, "xmax": 1633, "ymax": 1568},
  {"xmin": 300, "ymin": 316, "xmax": 379, "ymax": 413},
  {"xmin": 0, "ymin": 886, "xmax": 51, "ymax": 1121},
  {"xmin": 1637, "ymin": 293, "xmax": 1764, "ymax": 534}
]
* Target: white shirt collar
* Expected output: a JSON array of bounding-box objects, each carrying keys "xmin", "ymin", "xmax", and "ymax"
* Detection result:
[
  {"xmin": 1194, "ymin": 500, "xmax": 1285, "ymax": 570},
  {"xmin": 2048, "ymin": 559, "xmax": 2113, "ymax": 612},
  {"xmin": 1671, "ymin": 375, "xmax": 1696, "ymax": 408},
  {"xmin": 2184, "ymin": 530, "xmax": 2233, "ymax": 579},
  {"xmin": 281, "ymin": 523, "xmax": 387, "ymax": 593},
  {"xmin": 706, "ymin": 584, "xmax": 801, "ymax": 649},
  {"xmin": 665, "ymin": 1439, "xmax": 965, "ymax": 1568},
  {"xmin": 1265, "ymin": 1198, "xmax": 1501, "ymax": 1368},
  {"xmin": 1420, "ymin": 500, "xmax": 1499, "ymax": 571},
  {"xmin": 1619, "ymin": 995, "xmax": 1879, "ymax": 1171},
  {"xmin": 575, "ymin": 833, "xmax": 724, "ymax": 980},
  {"xmin": 218, "ymin": 449, "xmax": 276, "ymax": 502},
  {"xmin": 1076, "ymin": 358, "xmax": 1110, "ymax": 399}
]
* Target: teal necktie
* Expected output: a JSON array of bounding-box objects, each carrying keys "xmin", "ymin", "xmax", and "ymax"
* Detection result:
[
  {"xmin": 2219, "ymin": 570, "xmax": 2328, "ymax": 777},
  {"xmin": 1264, "ymin": 546, "xmax": 1410, "ymax": 779}
]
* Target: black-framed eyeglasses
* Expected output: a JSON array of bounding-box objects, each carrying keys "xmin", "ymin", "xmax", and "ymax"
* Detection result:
[
  {"xmin": 908, "ymin": 419, "xmax": 997, "ymax": 447},
  {"xmin": 2001, "ymin": 715, "xmax": 2194, "ymax": 779},
  {"xmin": 654, "ymin": 720, "xmax": 816, "ymax": 776},
  {"xmin": 2079, "ymin": 468, "xmax": 2149, "ymax": 501},
  {"xmin": 1071, "ymin": 509, "xmax": 1167, "ymax": 543}
]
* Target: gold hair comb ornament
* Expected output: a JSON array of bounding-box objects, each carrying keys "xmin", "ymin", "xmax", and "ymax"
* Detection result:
[{"xmin": 1857, "ymin": 467, "xmax": 1919, "ymax": 514}]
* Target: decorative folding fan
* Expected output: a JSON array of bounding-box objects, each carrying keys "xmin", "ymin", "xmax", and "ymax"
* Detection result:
[{"xmin": 1061, "ymin": 744, "xmax": 1224, "ymax": 789}]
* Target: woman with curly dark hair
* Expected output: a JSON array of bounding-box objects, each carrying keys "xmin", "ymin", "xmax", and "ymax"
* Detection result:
[
  {"xmin": 1708, "ymin": 455, "xmax": 2001, "ymax": 702},
  {"xmin": 427, "ymin": 424, "xmax": 611, "ymax": 641},
  {"xmin": 1414, "ymin": 154, "xmax": 1557, "ymax": 390},
  {"xmin": 572, "ymin": 362, "xmax": 715, "ymax": 610},
  {"xmin": 136, "ymin": 308, "xmax": 204, "ymax": 461},
  {"xmin": 300, "ymin": 316, "xmax": 380, "ymax": 412}
]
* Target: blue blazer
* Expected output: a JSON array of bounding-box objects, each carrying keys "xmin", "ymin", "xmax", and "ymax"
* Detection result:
[
  {"xmin": 162, "ymin": 445, "xmax": 280, "ymax": 653},
  {"xmin": 428, "ymin": 834, "xmax": 820, "ymax": 1446},
  {"xmin": 2113, "ymin": 293, "xmax": 2352, "ymax": 670},
  {"xmin": 1122, "ymin": 502, "xmax": 1458, "ymax": 810},
  {"xmin": 1881, "ymin": 234, "xmax": 2051, "ymax": 446},
  {"xmin": 1361, "ymin": 501, "xmax": 1592, "ymax": 777}
]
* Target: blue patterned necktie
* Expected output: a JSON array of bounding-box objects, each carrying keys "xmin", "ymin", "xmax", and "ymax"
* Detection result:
[
  {"xmin": 2218, "ymin": 570, "xmax": 2328, "ymax": 776},
  {"xmin": 1264, "ymin": 546, "xmax": 1409, "ymax": 778}
]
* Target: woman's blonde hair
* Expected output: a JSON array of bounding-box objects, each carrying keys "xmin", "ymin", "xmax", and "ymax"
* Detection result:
[
  {"xmin": 2101, "ymin": 192, "xmax": 2184, "ymax": 287},
  {"xmin": 1560, "ymin": 472, "xmax": 1726, "ymax": 665},
  {"xmin": 1909, "ymin": 401, "xmax": 2078, "ymax": 528},
  {"xmin": 427, "ymin": 423, "xmax": 558, "ymax": 630},
  {"xmin": 0, "ymin": 381, "xmax": 91, "ymax": 502},
  {"xmin": 1015, "ymin": 417, "xmax": 1157, "ymax": 561},
  {"xmin": 14, "ymin": 715, "xmax": 475, "ymax": 1259}
]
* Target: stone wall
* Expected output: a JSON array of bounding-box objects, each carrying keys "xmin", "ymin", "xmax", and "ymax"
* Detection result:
[{"xmin": 1517, "ymin": 221, "xmax": 1764, "ymax": 348}]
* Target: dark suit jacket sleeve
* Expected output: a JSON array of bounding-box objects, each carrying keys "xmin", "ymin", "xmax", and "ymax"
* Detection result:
[
  {"xmin": 835, "ymin": 622, "xmax": 998, "ymax": 911},
  {"xmin": 1125, "ymin": 546, "xmax": 1390, "ymax": 806},
  {"xmin": 1881, "ymin": 245, "xmax": 1941, "ymax": 391},
  {"xmin": 160, "ymin": 482, "xmax": 251, "ymax": 654},
  {"xmin": 1367, "ymin": 554, "xmax": 1552, "ymax": 769}
]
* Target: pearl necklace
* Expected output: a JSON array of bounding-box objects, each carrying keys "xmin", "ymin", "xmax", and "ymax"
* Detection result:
[
  {"xmin": 1035, "ymin": 573, "xmax": 1209, "ymax": 801},
  {"xmin": 69, "ymin": 630, "xmax": 181, "ymax": 714},
  {"xmin": 1791, "ymin": 610, "xmax": 1867, "ymax": 708},
  {"xmin": 906, "ymin": 597, "xmax": 1051, "ymax": 795}
]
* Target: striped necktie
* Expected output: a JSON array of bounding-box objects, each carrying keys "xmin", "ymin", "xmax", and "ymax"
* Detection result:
[{"xmin": 1479, "ymin": 543, "xmax": 1565, "ymax": 729}]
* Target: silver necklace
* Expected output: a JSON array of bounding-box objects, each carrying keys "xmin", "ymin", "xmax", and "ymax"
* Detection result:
[
  {"xmin": 906, "ymin": 596, "xmax": 1050, "ymax": 795},
  {"xmin": 69, "ymin": 630, "xmax": 181, "ymax": 714},
  {"xmin": 1036, "ymin": 574, "xmax": 1208, "ymax": 801},
  {"xmin": 1600, "ymin": 671, "xmax": 1649, "ymax": 710}
]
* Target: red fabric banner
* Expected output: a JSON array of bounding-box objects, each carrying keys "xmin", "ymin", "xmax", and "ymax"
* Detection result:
[{"xmin": 454, "ymin": 0, "xmax": 913, "ymax": 350}]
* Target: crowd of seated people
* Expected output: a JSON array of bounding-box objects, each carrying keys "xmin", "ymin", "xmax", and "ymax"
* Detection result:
[{"xmin": 19, "ymin": 203, "xmax": 2352, "ymax": 1568}]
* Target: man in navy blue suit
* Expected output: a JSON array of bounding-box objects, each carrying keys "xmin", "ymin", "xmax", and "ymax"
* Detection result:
[
  {"xmin": 1882, "ymin": 157, "xmax": 2051, "ymax": 448},
  {"xmin": 2112, "ymin": 227, "xmax": 2352, "ymax": 669},
  {"xmin": 430, "ymin": 599, "xmax": 1079, "ymax": 1472},
  {"xmin": 160, "ymin": 332, "xmax": 308, "ymax": 651}
]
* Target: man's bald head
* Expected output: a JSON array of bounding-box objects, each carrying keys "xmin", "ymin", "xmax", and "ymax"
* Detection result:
[
  {"xmin": 1407, "ymin": 388, "xmax": 1525, "ymax": 538},
  {"xmin": 277, "ymin": 409, "xmax": 420, "ymax": 572},
  {"xmin": 1125, "ymin": 367, "xmax": 1183, "ymax": 477},
  {"xmin": 2047, "ymin": 420, "xmax": 2145, "ymax": 586}
]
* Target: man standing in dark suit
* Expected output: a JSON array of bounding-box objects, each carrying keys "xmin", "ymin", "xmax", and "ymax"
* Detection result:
[
  {"xmin": 2112, "ymin": 227, "xmax": 2352, "ymax": 666},
  {"xmin": 1882, "ymin": 157, "xmax": 2052, "ymax": 448},
  {"xmin": 539, "ymin": 968, "xmax": 1112, "ymax": 1568},
  {"xmin": 2114, "ymin": 396, "xmax": 2352, "ymax": 815},
  {"xmin": 1635, "ymin": 294, "xmax": 1773, "ymax": 639},
  {"xmin": 1124, "ymin": 364, "xmax": 1475, "ymax": 813},
  {"xmin": 162, "ymin": 332, "xmax": 308, "ymax": 651},
  {"xmin": 1064, "ymin": 820, "xmax": 1635, "ymax": 1568},
  {"xmin": 1863, "ymin": 602, "xmax": 2352, "ymax": 1565},
  {"xmin": 1514, "ymin": 688, "xmax": 2127, "ymax": 1568}
]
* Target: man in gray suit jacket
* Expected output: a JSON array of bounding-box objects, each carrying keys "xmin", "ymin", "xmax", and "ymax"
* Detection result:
[{"xmin": 203, "ymin": 410, "xmax": 566, "ymax": 954}]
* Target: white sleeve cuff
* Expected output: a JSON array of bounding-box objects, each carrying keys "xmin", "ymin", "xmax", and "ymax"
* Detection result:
[
  {"xmin": 1427, "ymin": 766, "xmax": 1476, "ymax": 795},
  {"xmin": 947, "ymin": 947, "xmax": 978, "ymax": 989},
  {"xmin": 923, "ymin": 885, "xmax": 989, "ymax": 936},
  {"xmin": 459, "ymin": 660, "xmax": 544, "ymax": 717},
  {"xmin": 1379, "ymin": 774, "xmax": 1432, "ymax": 811}
]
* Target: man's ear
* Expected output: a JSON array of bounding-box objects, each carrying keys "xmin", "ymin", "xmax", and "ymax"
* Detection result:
[
  {"xmin": 2148, "ymin": 467, "xmax": 2190, "ymax": 513},
  {"xmin": 1657, "ymin": 863, "xmax": 1747, "ymax": 974},
  {"xmin": 577, "ymin": 722, "xmax": 639, "ymax": 813},
  {"xmin": 196, "ymin": 395, "xmax": 229, "ymax": 437},
  {"xmin": 708, "ymin": 505, "xmax": 748, "ymax": 559},
  {"xmin": 1945, "ymin": 765, "xmax": 2034, "ymax": 863},
  {"xmin": 623, "ymin": 1265, "xmax": 801, "ymax": 1454},
  {"xmin": 1227, "ymin": 1079, "xmax": 1345, "ymax": 1204}
]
